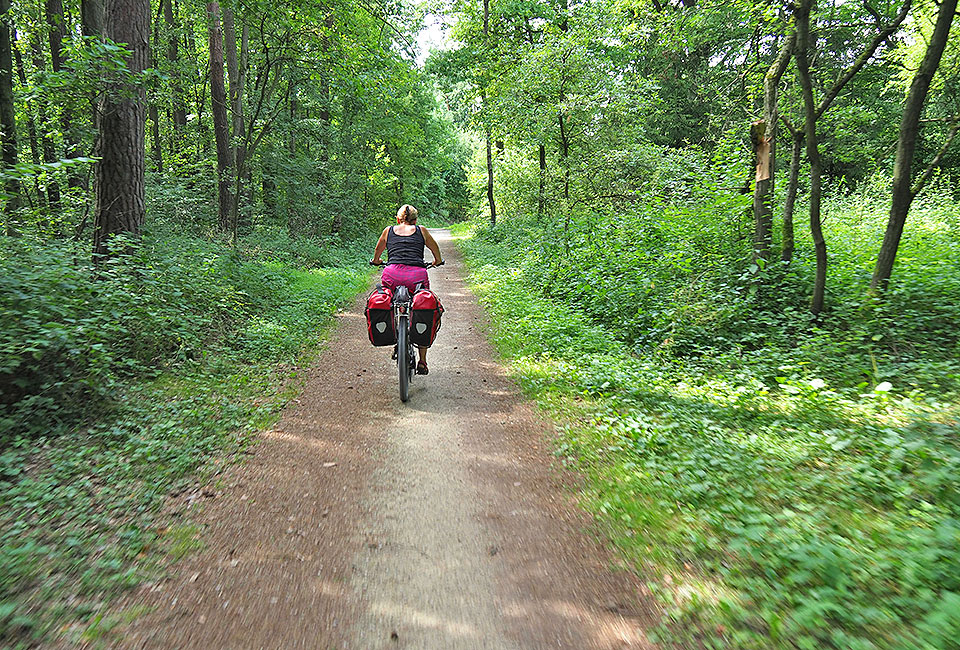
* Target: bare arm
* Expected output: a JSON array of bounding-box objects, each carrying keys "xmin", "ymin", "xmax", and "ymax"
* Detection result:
[
  {"xmin": 421, "ymin": 227, "xmax": 443, "ymax": 265},
  {"xmin": 371, "ymin": 227, "xmax": 389, "ymax": 263}
]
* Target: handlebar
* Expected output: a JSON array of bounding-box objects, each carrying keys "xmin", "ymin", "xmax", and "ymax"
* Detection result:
[{"xmin": 369, "ymin": 260, "xmax": 445, "ymax": 267}]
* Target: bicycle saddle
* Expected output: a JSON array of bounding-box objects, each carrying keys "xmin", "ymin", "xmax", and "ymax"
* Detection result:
[{"xmin": 393, "ymin": 286, "xmax": 411, "ymax": 302}]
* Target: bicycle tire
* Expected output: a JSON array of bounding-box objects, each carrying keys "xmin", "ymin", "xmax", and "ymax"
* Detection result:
[{"xmin": 398, "ymin": 314, "xmax": 410, "ymax": 402}]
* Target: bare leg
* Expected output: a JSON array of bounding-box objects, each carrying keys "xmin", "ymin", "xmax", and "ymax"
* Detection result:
[{"xmin": 418, "ymin": 347, "xmax": 427, "ymax": 364}]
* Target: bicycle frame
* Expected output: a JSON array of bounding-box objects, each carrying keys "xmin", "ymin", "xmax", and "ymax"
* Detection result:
[
  {"xmin": 392, "ymin": 285, "xmax": 417, "ymax": 402},
  {"xmin": 369, "ymin": 260, "xmax": 443, "ymax": 402}
]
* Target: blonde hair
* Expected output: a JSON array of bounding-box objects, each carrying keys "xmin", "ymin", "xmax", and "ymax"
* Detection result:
[{"xmin": 396, "ymin": 204, "xmax": 418, "ymax": 224}]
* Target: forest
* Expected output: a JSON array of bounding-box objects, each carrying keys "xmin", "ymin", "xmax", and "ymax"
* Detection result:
[{"xmin": 0, "ymin": 0, "xmax": 958, "ymax": 645}]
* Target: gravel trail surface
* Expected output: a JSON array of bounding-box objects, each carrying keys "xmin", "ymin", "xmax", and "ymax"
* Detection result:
[{"xmin": 117, "ymin": 230, "xmax": 657, "ymax": 650}]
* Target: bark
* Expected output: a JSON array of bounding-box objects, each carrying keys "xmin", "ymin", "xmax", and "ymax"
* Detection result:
[
  {"xmin": 537, "ymin": 143, "xmax": 546, "ymax": 218},
  {"xmin": 0, "ymin": 0, "xmax": 19, "ymax": 224},
  {"xmin": 482, "ymin": 0, "xmax": 496, "ymax": 226},
  {"xmin": 262, "ymin": 173, "xmax": 276, "ymax": 219},
  {"xmin": 752, "ymin": 32, "xmax": 794, "ymax": 263},
  {"xmin": 207, "ymin": 1, "xmax": 232, "ymax": 233},
  {"xmin": 485, "ymin": 128, "xmax": 496, "ymax": 226},
  {"xmin": 149, "ymin": 16, "xmax": 163, "ymax": 173},
  {"xmin": 558, "ymin": 111, "xmax": 570, "ymax": 201},
  {"xmin": 93, "ymin": 0, "xmax": 149, "ymax": 258},
  {"xmin": 149, "ymin": 105, "xmax": 163, "ymax": 172},
  {"xmin": 81, "ymin": 0, "xmax": 104, "ymax": 38},
  {"xmin": 319, "ymin": 8, "xmax": 334, "ymax": 232},
  {"xmin": 795, "ymin": 0, "xmax": 826, "ymax": 316},
  {"xmin": 223, "ymin": 5, "xmax": 243, "ymax": 228},
  {"xmin": 162, "ymin": 0, "xmax": 186, "ymax": 129},
  {"xmin": 12, "ymin": 33, "xmax": 43, "ymax": 208},
  {"xmin": 870, "ymin": 0, "xmax": 957, "ymax": 293},
  {"xmin": 46, "ymin": 0, "xmax": 83, "ymax": 190},
  {"xmin": 781, "ymin": 126, "xmax": 803, "ymax": 262},
  {"xmin": 29, "ymin": 36, "xmax": 61, "ymax": 210}
]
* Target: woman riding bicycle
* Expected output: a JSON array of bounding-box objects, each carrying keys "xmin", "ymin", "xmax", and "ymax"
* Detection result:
[{"xmin": 371, "ymin": 204, "xmax": 443, "ymax": 375}]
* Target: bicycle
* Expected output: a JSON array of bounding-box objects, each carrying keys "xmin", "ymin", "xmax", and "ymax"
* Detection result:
[{"xmin": 370, "ymin": 261, "xmax": 443, "ymax": 402}]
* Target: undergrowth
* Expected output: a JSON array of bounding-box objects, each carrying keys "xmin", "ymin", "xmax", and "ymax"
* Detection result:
[
  {"xmin": 452, "ymin": 200, "xmax": 960, "ymax": 649},
  {"xmin": 0, "ymin": 225, "xmax": 371, "ymax": 647}
]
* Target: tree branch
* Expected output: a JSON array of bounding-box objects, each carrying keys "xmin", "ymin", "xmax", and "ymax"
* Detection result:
[
  {"xmin": 816, "ymin": 0, "xmax": 911, "ymax": 119},
  {"xmin": 911, "ymin": 117, "xmax": 960, "ymax": 196}
]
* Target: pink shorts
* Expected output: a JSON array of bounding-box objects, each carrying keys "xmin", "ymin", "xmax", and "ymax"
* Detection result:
[{"xmin": 381, "ymin": 264, "xmax": 429, "ymax": 292}]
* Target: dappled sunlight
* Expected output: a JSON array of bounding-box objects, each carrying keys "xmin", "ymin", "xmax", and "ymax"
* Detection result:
[
  {"xmin": 370, "ymin": 601, "xmax": 482, "ymax": 638},
  {"xmin": 503, "ymin": 598, "xmax": 650, "ymax": 647},
  {"xmin": 261, "ymin": 429, "xmax": 336, "ymax": 453}
]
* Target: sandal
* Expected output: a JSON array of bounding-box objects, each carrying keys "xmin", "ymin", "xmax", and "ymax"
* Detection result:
[{"xmin": 416, "ymin": 361, "xmax": 429, "ymax": 375}]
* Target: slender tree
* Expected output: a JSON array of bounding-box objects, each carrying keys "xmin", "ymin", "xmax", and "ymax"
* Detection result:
[
  {"xmin": 0, "ymin": 0, "xmax": 19, "ymax": 226},
  {"xmin": 482, "ymin": 0, "xmax": 496, "ymax": 225},
  {"xmin": 752, "ymin": 31, "xmax": 794, "ymax": 263},
  {"xmin": 871, "ymin": 0, "xmax": 958, "ymax": 293},
  {"xmin": 207, "ymin": 0, "xmax": 232, "ymax": 232}
]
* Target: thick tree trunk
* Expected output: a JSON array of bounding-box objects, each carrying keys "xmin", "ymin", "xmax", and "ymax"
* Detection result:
[
  {"xmin": 795, "ymin": 0, "xmax": 826, "ymax": 316},
  {"xmin": 81, "ymin": 0, "xmax": 104, "ymax": 37},
  {"xmin": 752, "ymin": 32, "xmax": 794, "ymax": 263},
  {"xmin": 0, "ymin": 0, "xmax": 20, "ymax": 226},
  {"xmin": 870, "ymin": 0, "xmax": 957, "ymax": 293},
  {"xmin": 781, "ymin": 129, "xmax": 802, "ymax": 262},
  {"xmin": 93, "ymin": 0, "xmax": 149, "ymax": 258},
  {"xmin": 207, "ymin": 1, "xmax": 232, "ymax": 233}
]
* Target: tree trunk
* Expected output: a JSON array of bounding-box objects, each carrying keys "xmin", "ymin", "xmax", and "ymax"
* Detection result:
[
  {"xmin": 149, "ymin": 17, "xmax": 163, "ymax": 173},
  {"xmin": 0, "ymin": 0, "xmax": 19, "ymax": 227},
  {"xmin": 163, "ymin": 0, "xmax": 186, "ymax": 129},
  {"xmin": 81, "ymin": 0, "xmax": 104, "ymax": 37},
  {"xmin": 207, "ymin": 1, "xmax": 232, "ymax": 233},
  {"xmin": 870, "ymin": 0, "xmax": 957, "ymax": 293},
  {"xmin": 222, "ymin": 5, "xmax": 243, "ymax": 229},
  {"xmin": 12, "ymin": 31, "xmax": 43, "ymax": 209},
  {"xmin": 93, "ymin": 0, "xmax": 149, "ymax": 258},
  {"xmin": 781, "ymin": 128, "xmax": 802, "ymax": 262},
  {"xmin": 537, "ymin": 143, "xmax": 546, "ymax": 219},
  {"xmin": 149, "ymin": 105, "xmax": 163, "ymax": 172},
  {"xmin": 485, "ymin": 129, "xmax": 496, "ymax": 226},
  {"xmin": 30, "ymin": 36, "xmax": 61, "ymax": 211},
  {"xmin": 558, "ymin": 111, "xmax": 570, "ymax": 201},
  {"xmin": 752, "ymin": 32, "xmax": 794, "ymax": 263},
  {"xmin": 482, "ymin": 0, "xmax": 496, "ymax": 226},
  {"xmin": 795, "ymin": 0, "xmax": 826, "ymax": 316},
  {"xmin": 46, "ymin": 0, "xmax": 80, "ymax": 189}
]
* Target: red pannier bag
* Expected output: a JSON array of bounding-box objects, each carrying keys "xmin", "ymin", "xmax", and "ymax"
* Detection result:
[
  {"xmin": 365, "ymin": 285, "xmax": 396, "ymax": 346},
  {"xmin": 410, "ymin": 289, "xmax": 443, "ymax": 348}
]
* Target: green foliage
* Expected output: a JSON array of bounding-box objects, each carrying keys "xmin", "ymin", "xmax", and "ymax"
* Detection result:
[
  {"xmin": 0, "ymin": 223, "xmax": 370, "ymax": 646},
  {"xmin": 454, "ymin": 174, "xmax": 960, "ymax": 647}
]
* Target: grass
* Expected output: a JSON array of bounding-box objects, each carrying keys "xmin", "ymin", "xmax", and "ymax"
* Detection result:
[
  {"xmin": 453, "ymin": 220, "xmax": 960, "ymax": 649},
  {"xmin": 0, "ymin": 238, "xmax": 372, "ymax": 647}
]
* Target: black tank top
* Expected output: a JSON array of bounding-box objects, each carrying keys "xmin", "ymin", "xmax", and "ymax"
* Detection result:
[{"xmin": 386, "ymin": 226, "xmax": 426, "ymax": 267}]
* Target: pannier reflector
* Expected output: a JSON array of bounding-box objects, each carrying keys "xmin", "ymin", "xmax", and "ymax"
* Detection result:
[
  {"xmin": 416, "ymin": 323, "xmax": 427, "ymax": 334},
  {"xmin": 376, "ymin": 322, "xmax": 386, "ymax": 333}
]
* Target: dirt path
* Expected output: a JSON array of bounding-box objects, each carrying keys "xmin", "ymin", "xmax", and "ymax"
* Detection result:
[{"xmin": 117, "ymin": 230, "xmax": 657, "ymax": 649}]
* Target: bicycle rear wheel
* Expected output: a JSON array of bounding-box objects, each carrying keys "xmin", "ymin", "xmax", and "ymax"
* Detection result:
[{"xmin": 398, "ymin": 314, "xmax": 410, "ymax": 402}]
